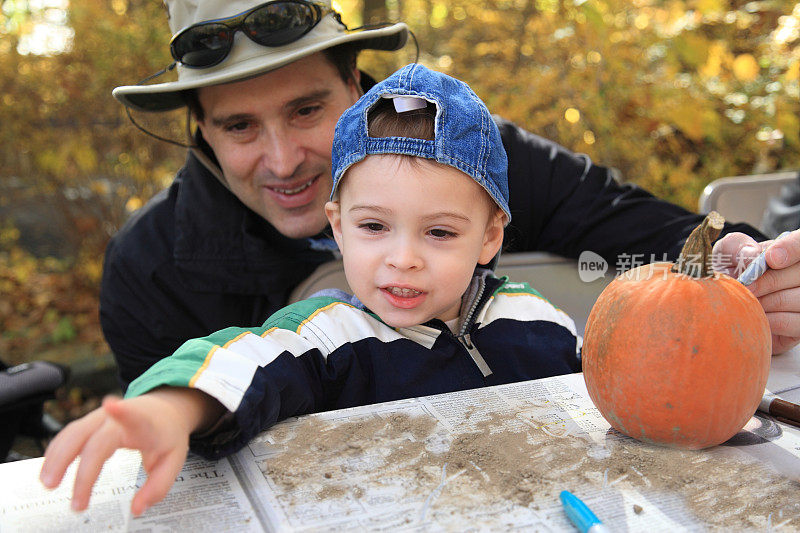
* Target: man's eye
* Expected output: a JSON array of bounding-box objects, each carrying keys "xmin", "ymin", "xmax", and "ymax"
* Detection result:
[
  {"xmin": 297, "ymin": 105, "xmax": 322, "ymax": 117},
  {"xmin": 429, "ymin": 229, "xmax": 457, "ymax": 239},
  {"xmin": 225, "ymin": 121, "xmax": 250, "ymax": 133}
]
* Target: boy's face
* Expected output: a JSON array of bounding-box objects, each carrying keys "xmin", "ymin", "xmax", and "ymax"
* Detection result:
[{"xmin": 326, "ymin": 155, "xmax": 504, "ymax": 328}]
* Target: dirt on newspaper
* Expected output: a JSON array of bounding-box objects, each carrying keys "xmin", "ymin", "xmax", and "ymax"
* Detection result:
[{"xmin": 262, "ymin": 410, "xmax": 800, "ymax": 530}]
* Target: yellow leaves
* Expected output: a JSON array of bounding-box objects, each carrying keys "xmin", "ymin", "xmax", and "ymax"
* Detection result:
[
  {"xmin": 564, "ymin": 108, "xmax": 581, "ymax": 124},
  {"xmin": 772, "ymin": 9, "xmax": 800, "ymax": 45},
  {"xmin": 659, "ymin": 100, "xmax": 704, "ymax": 142},
  {"xmin": 674, "ymin": 33, "xmax": 710, "ymax": 68},
  {"xmin": 696, "ymin": 0, "xmax": 726, "ymax": 16},
  {"xmin": 111, "ymin": 0, "xmax": 127, "ymax": 16},
  {"xmin": 73, "ymin": 142, "xmax": 98, "ymax": 174},
  {"xmin": 90, "ymin": 180, "xmax": 109, "ymax": 196},
  {"xmin": 654, "ymin": 96, "xmax": 721, "ymax": 144},
  {"xmin": 786, "ymin": 61, "xmax": 799, "ymax": 81},
  {"xmin": 77, "ymin": 251, "xmax": 104, "ymax": 285},
  {"xmin": 777, "ymin": 113, "xmax": 800, "ymax": 148},
  {"xmin": 430, "ymin": 3, "xmax": 448, "ymax": 28},
  {"xmin": 125, "ymin": 197, "xmax": 143, "ymax": 213},
  {"xmin": 34, "ymin": 134, "xmax": 98, "ymax": 176},
  {"xmin": 0, "ymin": 226, "xmax": 21, "ymax": 248},
  {"xmin": 732, "ymin": 54, "xmax": 760, "ymax": 82},
  {"xmin": 159, "ymin": 171, "xmax": 175, "ymax": 189},
  {"xmin": 534, "ymin": 0, "xmax": 559, "ymax": 14},
  {"xmin": 699, "ymin": 41, "xmax": 730, "ymax": 78},
  {"xmin": 0, "ymin": 244, "xmax": 107, "ymax": 360},
  {"xmin": 436, "ymin": 55, "xmax": 453, "ymax": 69},
  {"xmin": 474, "ymin": 41, "xmax": 501, "ymax": 57}
]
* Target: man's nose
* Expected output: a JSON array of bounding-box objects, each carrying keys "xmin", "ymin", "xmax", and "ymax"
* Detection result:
[
  {"xmin": 259, "ymin": 129, "xmax": 305, "ymax": 180},
  {"xmin": 385, "ymin": 236, "xmax": 423, "ymax": 271}
]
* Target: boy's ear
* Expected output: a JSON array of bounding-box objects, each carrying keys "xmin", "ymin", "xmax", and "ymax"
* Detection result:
[
  {"xmin": 325, "ymin": 201, "xmax": 344, "ymax": 250},
  {"xmin": 478, "ymin": 211, "xmax": 505, "ymax": 265}
]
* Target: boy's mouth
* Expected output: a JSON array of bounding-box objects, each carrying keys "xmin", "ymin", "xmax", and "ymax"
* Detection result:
[
  {"xmin": 385, "ymin": 286, "xmax": 422, "ymax": 298},
  {"xmin": 381, "ymin": 286, "xmax": 426, "ymax": 309}
]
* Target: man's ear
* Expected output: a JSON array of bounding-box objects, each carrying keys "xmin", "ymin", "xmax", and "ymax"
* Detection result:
[
  {"xmin": 195, "ymin": 115, "xmax": 208, "ymax": 138},
  {"xmin": 349, "ymin": 68, "xmax": 362, "ymax": 99},
  {"xmin": 478, "ymin": 211, "xmax": 505, "ymax": 265},
  {"xmin": 325, "ymin": 201, "xmax": 344, "ymax": 250}
]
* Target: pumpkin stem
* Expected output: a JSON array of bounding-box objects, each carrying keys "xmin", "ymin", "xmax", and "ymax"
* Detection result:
[{"xmin": 671, "ymin": 211, "xmax": 725, "ymax": 278}]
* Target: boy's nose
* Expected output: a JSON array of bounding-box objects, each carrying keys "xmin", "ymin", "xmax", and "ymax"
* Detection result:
[{"xmin": 385, "ymin": 238, "xmax": 423, "ymax": 271}]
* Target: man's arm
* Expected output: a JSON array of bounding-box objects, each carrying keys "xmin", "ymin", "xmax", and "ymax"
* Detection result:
[
  {"xmin": 496, "ymin": 116, "xmax": 764, "ymax": 263},
  {"xmin": 497, "ymin": 116, "xmax": 800, "ymax": 354}
]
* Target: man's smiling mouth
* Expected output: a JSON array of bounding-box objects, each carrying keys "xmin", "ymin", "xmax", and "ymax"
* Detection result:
[{"xmin": 269, "ymin": 175, "xmax": 319, "ymax": 195}]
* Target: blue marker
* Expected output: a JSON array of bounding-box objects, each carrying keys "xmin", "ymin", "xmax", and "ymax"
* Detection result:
[
  {"xmin": 737, "ymin": 231, "xmax": 791, "ymax": 286},
  {"xmin": 559, "ymin": 490, "xmax": 610, "ymax": 533}
]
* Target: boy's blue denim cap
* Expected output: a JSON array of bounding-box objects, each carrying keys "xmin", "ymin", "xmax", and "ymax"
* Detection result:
[{"xmin": 331, "ymin": 63, "xmax": 511, "ymax": 223}]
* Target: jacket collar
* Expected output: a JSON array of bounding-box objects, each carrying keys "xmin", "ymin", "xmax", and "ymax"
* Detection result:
[{"xmin": 171, "ymin": 140, "xmax": 332, "ymax": 293}]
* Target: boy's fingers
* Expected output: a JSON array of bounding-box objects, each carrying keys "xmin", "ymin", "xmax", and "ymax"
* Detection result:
[
  {"xmin": 104, "ymin": 396, "xmax": 159, "ymax": 448},
  {"xmin": 130, "ymin": 447, "xmax": 187, "ymax": 516},
  {"xmin": 40, "ymin": 408, "xmax": 108, "ymax": 489},
  {"xmin": 69, "ymin": 421, "xmax": 124, "ymax": 511}
]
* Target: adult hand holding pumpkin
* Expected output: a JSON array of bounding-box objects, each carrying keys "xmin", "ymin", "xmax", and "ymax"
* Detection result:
[
  {"xmin": 712, "ymin": 229, "xmax": 800, "ymax": 354},
  {"xmin": 583, "ymin": 212, "xmax": 772, "ymax": 449}
]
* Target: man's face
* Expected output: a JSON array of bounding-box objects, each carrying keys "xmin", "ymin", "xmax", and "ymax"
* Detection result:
[
  {"xmin": 326, "ymin": 155, "xmax": 504, "ymax": 328},
  {"xmin": 196, "ymin": 53, "xmax": 361, "ymax": 239}
]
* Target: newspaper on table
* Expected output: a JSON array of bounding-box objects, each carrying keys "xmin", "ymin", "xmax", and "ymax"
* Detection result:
[{"xmin": 2, "ymin": 372, "xmax": 800, "ymax": 532}]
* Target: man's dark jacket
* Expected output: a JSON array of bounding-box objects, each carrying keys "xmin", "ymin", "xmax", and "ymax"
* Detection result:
[{"xmin": 101, "ymin": 119, "xmax": 764, "ymax": 390}]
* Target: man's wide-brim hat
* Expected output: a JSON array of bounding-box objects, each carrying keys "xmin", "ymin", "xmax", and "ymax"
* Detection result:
[{"xmin": 113, "ymin": 0, "xmax": 408, "ymax": 113}]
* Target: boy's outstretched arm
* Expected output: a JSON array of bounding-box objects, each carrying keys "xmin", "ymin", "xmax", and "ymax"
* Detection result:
[{"xmin": 39, "ymin": 387, "xmax": 225, "ymax": 516}]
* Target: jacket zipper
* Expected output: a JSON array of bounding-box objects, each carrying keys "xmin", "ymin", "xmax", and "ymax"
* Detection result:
[{"xmin": 456, "ymin": 276, "xmax": 493, "ymax": 377}]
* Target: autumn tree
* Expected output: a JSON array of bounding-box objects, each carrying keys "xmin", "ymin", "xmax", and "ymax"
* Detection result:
[{"xmin": 0, "ymin": 0, "xmax": 798, "ymax": 365}]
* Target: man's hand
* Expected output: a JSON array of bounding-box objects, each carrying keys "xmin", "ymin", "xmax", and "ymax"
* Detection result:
[
  {"xmin": 713, "ymin": 229, "xmax": 800, "ymax": 354},
  {"xmin": 39, "ymin": 387, "xmax": 223, "ymax": 516}
]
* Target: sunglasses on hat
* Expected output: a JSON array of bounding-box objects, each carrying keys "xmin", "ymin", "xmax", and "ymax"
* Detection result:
[{"xmin": 170, "ymin": 0, "xmax": 340, "ymax": 69}]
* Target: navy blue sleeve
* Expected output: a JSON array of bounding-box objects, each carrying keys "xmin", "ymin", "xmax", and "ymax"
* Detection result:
[{"xmin": 497, "ymin": 117, "xmax": 765, "ymax": 264}]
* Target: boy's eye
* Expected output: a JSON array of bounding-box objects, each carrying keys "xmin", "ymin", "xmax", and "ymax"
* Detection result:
[
  {"xmin": 359, "ymin": 222, "xmax": 385, "ymax": 233},
  {"xmin": 429, "ymin": 228, "xmax": 457, "ymax": 239}
]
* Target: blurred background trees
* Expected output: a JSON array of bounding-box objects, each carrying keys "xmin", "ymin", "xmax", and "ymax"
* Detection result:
[{"xmin": 0, "ymin": 0, "xmax": 798, "ymax": 368}]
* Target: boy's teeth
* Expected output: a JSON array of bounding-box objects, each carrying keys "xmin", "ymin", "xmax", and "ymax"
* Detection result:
[
  {"xmin": 388, "ymin": 287, "xmax": 421, "ymax": 297},
  {"xmin": 274, "ymin": 178, "xmax": 314, "ymax": 195}
]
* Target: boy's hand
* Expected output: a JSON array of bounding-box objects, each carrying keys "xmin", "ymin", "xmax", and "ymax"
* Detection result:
[
  {"xmin": 39, "ymin": 387, "xmax": 223, "ymax": 516},
  {"xmin": 713, "ymin": 230, "xmax": 800, "ymax": 354}
]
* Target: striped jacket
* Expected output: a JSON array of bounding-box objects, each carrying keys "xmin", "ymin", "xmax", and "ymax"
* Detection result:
[{"xmin": 126, "ymin": 274, "xmax": 580, "ymax": 458}]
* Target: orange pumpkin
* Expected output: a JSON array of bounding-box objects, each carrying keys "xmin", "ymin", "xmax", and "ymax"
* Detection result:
[{"xmin": 582, "ymin": 212, "xmax": 771, "ymax": 449}]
